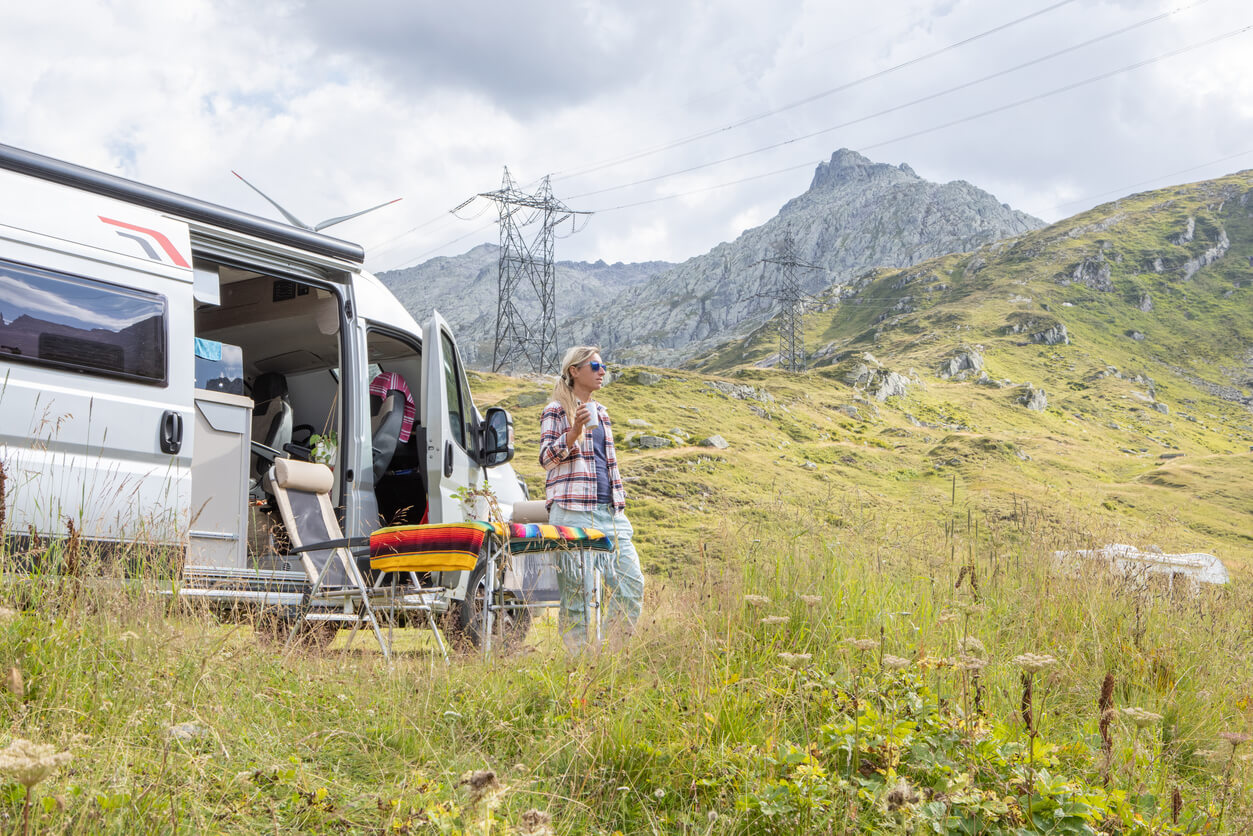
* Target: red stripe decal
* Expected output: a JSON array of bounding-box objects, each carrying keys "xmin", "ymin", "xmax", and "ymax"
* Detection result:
[{"xmin": 98, "ymin": 216, "xmax": 190, "ymax": 267}]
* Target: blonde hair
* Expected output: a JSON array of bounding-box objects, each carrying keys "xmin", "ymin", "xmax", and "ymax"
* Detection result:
[{"xmin": 551, "ymin": 345, "xmax": 601, "ymax": 420}]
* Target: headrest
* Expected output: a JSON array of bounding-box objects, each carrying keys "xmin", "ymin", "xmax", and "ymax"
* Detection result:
[
  {"xmin": 253, "ymin": 372, "xmax": 288, "ymax": 405},
  {"xmin": 510, "ymin": 500, "xmax": 549, "ymax": 523},
  {"xmin": 273, "ymin": 458, "xmax": 334, "ymax": 494}
]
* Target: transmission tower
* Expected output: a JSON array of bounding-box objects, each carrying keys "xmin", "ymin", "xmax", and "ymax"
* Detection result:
[
  {"xmin": 757, "ymin": 231, "xmax": 825, "ymax": 372},
  {"xmin": 464, "ymin": 168, "xmax": 591, "ymax": 374}
]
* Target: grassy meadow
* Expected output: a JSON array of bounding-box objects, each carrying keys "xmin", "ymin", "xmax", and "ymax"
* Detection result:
[{"xmin": 0, "ymin": 494, "xmax": 1250, "ymax": 834}]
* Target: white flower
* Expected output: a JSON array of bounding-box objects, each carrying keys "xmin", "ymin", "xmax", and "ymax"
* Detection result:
[
  {"xmin": 1013, "ymin": 653, "xmax": 1058, "ymax": 673},
  {"xmin": 777, "ymin": 652, "xmax": 812, "ymax": 666},
  {"xmin": 844, "ymin": 639, "xmax": 878, "ymax": 652},
  {"xmin": 798, "ymin": 595, "xmax": 822, "ymax": 607},
  {"xmin": 743, "ymin": 594, "xmax": 770, "ymax": 607},
  {"xmin": 0, "ymin": 739, "xmax": 72, "ymax": 789},
  {"xmin": 1120, "ymin": 707, "xmax": 1162, "ymax": 728},
  {"xmin": 959, "ymin": 636, "xmax": 986, "ymax": 657},
  {"xmin": 881, "ymin": 655, "xmax": 911, "ymax": 670},
  {"xmin": 653, "ymin": 788, "xmax": 665, "ymax": 799},
  {"xmin": 954, "ymin": 654, "xmax": 987, "ymax": 671},
  {"xmin": 760, "ymin": 616, "xmax": 788, "ymax": 626}
]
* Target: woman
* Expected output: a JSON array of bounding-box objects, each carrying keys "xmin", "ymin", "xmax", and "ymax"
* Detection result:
[{"xmin": 540, "ymin": 345, "xmax": 644, "ymax": 651}]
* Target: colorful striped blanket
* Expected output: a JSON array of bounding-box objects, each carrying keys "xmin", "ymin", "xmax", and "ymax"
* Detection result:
[{"xmin": 369, "ymin": 520, "xmax": 613, "ymax": 573}]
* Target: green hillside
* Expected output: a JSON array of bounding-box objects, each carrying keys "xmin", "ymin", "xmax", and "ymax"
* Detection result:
[{"xmin": 473, "ymin": 171, "xmax": 1253, "ymax": 572}]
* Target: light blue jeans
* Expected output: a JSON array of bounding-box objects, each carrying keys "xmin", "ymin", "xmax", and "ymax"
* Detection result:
[{"xmin": 548, "ymin": 503, "xmax": 645, "ymax": 650}]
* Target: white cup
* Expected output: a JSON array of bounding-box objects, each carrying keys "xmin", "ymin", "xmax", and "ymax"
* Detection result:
[{"xmin": 582, "ymin": 399, "xmax": 598, "ymax": 428}]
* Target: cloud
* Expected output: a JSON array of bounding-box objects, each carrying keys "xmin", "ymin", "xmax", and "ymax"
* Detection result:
[{"xmin": 1, "ymin": 0, "xmax": 1251, "ymax": 274}]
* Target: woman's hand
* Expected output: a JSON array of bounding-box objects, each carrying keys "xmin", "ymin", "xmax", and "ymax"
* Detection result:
[{"xmin": 573, "ymin": 402, "xmax": 593, "ymax": 432}]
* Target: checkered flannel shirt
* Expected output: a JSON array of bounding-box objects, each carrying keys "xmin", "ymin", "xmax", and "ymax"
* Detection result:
[{"xmin": 539, "ymin": 400, "xmax": 626, "ymax": 512}]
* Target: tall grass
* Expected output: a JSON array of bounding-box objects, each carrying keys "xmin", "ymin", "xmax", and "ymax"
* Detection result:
[{"xmin": 0, "ymin": 494, "xmax": 1249, "ymax": 833}]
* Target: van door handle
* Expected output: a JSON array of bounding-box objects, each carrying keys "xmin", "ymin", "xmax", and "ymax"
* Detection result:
[
  {"xmin": 443, "ymin": 441, "xmax": 454, "ymax": 477},
  {"xmin": 160, "ymin": 410, "xmax": 183, "ymax": 454}
]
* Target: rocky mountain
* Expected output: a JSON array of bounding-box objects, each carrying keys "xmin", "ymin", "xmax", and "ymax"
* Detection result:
[
  {"xmin": 566, "ymin": 149, "xmax": 1044, "ymax": 366},
  {"xmin": 377, "ymin": 243, "xmax": 670, "ymax": 367},
  {"xmin": 378, "ymin": 149, "xmax": 1042, "ymax": 369}
]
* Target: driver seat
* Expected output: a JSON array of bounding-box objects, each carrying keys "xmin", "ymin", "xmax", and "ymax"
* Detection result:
[
  {"xmin": 369, "ymin": 372, "xmax": 416, "ymax": 483},
  {"xmin": 251, "ymin": 372, "xmax": 293, "ymax": 480}
]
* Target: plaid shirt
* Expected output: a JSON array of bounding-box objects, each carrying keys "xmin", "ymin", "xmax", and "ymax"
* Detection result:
[{"xmin": 540, "ymin": 401, "xmax": 627, "ymax": 512}]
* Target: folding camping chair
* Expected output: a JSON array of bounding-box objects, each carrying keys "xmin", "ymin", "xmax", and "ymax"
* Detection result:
[{"xmin": 266, "ymin": 458, "xmax": 450, "ymax": 660}]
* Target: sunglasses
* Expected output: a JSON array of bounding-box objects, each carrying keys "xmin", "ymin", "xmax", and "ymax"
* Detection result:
[{"xmin": 583, "ymin": 361, "xmax": 608, "ymax": 373}]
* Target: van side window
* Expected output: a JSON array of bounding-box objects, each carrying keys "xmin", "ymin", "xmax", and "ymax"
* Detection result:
[
  {"xmin": 0, "ymin": 258, "xmax": 167, "ymax": 384},
  {"xmin": 441, "ymin": 332, "xmax": 465, "ymax": 449},
  {"xmin": 440, "ymin": 332, "xmax": 477, "ymax": 456}
]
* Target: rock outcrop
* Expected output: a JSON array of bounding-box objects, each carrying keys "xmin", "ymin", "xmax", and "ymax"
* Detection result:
[{"xmin": 564, "ymin": 149, "xmax": 1044, "ymax": 366}]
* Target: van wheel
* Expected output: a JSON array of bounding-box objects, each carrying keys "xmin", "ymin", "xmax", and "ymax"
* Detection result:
[{"xmin": 453, "ymin": 559, "xmax": 532, "ymax": 648}]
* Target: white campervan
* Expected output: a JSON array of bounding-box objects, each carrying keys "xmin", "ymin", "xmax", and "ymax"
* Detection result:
[{"xmin": 0, "ymin": 143, "xmax": 526, "ymax": 637}]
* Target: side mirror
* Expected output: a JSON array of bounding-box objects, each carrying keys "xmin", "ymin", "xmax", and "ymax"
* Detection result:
[{"xmin": 477, "ymin": 407, "xmax": 514, "ymax": 467}]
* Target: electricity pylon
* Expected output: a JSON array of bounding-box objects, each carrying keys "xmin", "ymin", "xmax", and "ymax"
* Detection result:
[
  {"xmin": 757, "ymin": 230, "xmax": 825, "ymax": 372},
  {"xmin": 461, "ymin": 168, "xmax": 591, "ymax": 373}
]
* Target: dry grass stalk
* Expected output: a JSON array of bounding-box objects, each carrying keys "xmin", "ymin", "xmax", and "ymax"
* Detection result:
[
  {"xmin": 1099, "ymin": 672, "xmax": 1115, "ymax": 785},
  {"xmin": 0, "ymin": 460, "xmax": 7, "ymax": 536},
  {"xmin": 63, "ymin": 516, "xmax": 80, "ymax": 579}
]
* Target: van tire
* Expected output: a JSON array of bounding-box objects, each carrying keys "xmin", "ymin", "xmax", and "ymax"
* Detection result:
[{"xmin": 451, "ymin": 557, "xmax": 532, "ymax": 648}]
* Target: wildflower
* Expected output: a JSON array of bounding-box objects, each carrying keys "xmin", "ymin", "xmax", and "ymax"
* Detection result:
[
  {"xmin": 759, "ymin": 616, "xmax": 788, "ymax": 626},
  {"xmin": 0, "ymin": 739, "xmax": 72, "ymax": 789},
  {"xmin": 459, "ymin": 769, "xmax": 506, "ymax": 813},
  {"xmin": 1120, "ymin": 707, "xmax": 1163, "ymax": 728},
  {"xmin": 1013, "ymin": 653, "xmax": 1058, "ymax": 673},
  {"xmin": 1218, "ymin": 731, "xmax": 1252, "ymax": 747},
  {"xmin": 798, "ymin": 595, "xmax": 822, "ymax": 607},
  {"xmin": 936, "ymin": 609, "xmax": 959, "ymax": 625},
  {"xmin": 653, "ymin": 787, "xmax": 665, "ymax": 799},
  {"xmin": 917, "ymin": 655, "xmax": 953, "ymax": 669},
  {"xmin": 881, "ymin": 655, "xmax": 911, "ymax": 670},
  {"xmin": 743, "ymin": 594, "xmax": 770, "ymax": 607},
  {"xmin": 844, "ymin": 638, "xmax": 878, "ymax": 652},
  {"xmin": 954, "ymin": 654, "xmax": 987, "ymax": 671},
  {"xmin": 777, "ymin": 652, "xmax": 812, "ymax": 666},
  {"xmin": 959, "ymin": 636, "xmax": 986, "ymax": 657},
  {"xmin": 885, "ymin": 777, "xmax": 919, "ymax": 811},
  {"xmin": 514, "ymin": 809, "xmax": 555, "ymax": 836}
]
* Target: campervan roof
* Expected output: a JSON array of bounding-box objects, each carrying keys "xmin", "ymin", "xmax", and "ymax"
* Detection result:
[{"xmin": 0, "ymin": 143, "xmax": 365, "ymax": 265}]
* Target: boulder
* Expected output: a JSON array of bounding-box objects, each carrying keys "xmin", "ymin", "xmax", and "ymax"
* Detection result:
[
  {"xmin": 698, "ymin": 434, "xmax": 730, "ymax": 449},
  {"xmin": 635, "ymin": 371, "xmax": 663, "ymax": 385},
  {"xmin": 938, "ymin": 348, "xmax": 984, "ymax": 379},
  {"xmin": 873, "ymin": 371, "xmax": 911, "ymax": 401},
  {"xmin": 1019, "ymin": 386, "xmax": 1048, "ymax": 412},
  {"xmin": 635, "ymin": 435, "xmax": 671, "ymax": 449}
]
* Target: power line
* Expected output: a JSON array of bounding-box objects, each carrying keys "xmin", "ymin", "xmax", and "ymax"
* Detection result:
[
  {"xmin": 550, "ymin": 0, "xmax": 1079, "ymax": 183},
  {"xmin": 568, "ymin": 0, "xmax": 1210, "ymax": 202},
  {"xmin": 584, "ymin": 21, "xmax": 1253, "ymax": 216},
  {"xmin": 1041, "ymin": 147, "xmax": 1253, "ymax": 216}
]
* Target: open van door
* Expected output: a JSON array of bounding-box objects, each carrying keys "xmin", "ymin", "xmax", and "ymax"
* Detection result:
[{"xmin": 422, "ymin": 311, "xmax": 479, "ymax": 523}]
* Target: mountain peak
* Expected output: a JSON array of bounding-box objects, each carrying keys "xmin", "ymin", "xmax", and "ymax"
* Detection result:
[{"xmin": 808, "ymin": 149, "xmax": 917, "ymax": 192}]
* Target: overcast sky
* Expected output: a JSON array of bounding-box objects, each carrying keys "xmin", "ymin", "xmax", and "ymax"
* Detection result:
[{"xmin": 4, "ymin": 0, "xmax": 1251, "ymax": 273}]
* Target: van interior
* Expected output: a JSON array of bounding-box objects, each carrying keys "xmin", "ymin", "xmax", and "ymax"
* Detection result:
[{"xmin": 193, "ymin": 265, "xmax": 427, "ymax": 569}]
